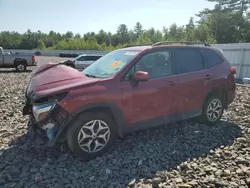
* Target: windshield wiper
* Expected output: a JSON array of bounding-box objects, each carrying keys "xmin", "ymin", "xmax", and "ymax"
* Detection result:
[{"xmin": 85, "ymin": 74, "xmax": 97, "ymax": 78}]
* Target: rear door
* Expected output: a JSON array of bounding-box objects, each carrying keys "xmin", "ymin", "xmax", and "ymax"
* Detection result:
[
  {"xmin": 121, "ymin": 48, "xmax": 178, "ymax": 127},
  {"xmin": 173, "ymin": 47, "xmax": 210, "ymax": 117},
  {"xmin": 201, "ymin": 48, "xmax": 228, "ymax": 87}
]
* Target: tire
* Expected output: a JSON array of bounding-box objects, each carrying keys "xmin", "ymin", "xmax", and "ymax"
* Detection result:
[
  {"xmin": 15, "ymin": 62, "xmax": 27, "ymax": 72},
  {"xmin": 66, "ymin": 112, "xmax": 117, "ymax": 160},
  {"xmin": 200, "ymin": 94, "xmax": 224, "ymax": 125}
]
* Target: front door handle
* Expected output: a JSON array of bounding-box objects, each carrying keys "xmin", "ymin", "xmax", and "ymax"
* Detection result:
[
  {"xmin": 169, "ymin": 81, "xmax": 175, "ymax": 86},
  {"xmin": 205, "ymin": 75, "xmax": 211, "ymax": 80}
]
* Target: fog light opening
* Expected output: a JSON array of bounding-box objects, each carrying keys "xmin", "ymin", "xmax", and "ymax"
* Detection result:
[{"xmin": 47, "ymin": 127, "xmax": 56, "ymax": 140}]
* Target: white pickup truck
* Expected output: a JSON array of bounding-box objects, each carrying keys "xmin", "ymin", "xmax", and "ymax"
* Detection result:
[{"xmin": 0, "ymin": 47, "xmax": 37, "ymax": 72}]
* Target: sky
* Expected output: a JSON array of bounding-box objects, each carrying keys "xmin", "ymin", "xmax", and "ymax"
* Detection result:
[{"xmin": 0, "ymin": 0, "xmax": 215, "ymax": 34}]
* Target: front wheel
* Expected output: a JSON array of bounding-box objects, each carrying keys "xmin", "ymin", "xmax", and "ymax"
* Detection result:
[
  {"xmin": 200, "ymin": 95, "xmax": 224, "ymax": 125},
  {"xmin": 66, "ymin": 112, "xmax": 117, "ymax": 160}
]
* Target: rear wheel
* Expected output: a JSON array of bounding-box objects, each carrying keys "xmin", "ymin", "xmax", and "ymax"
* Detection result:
[
  {"xmin": 66, "ymin": 112, "xmax": 117, "ymax": 160},
  {"xmin": 15, "ymin": 62, "xmax": 27, "ymax": 72},
  {"xmin": 200, "ymin": 95, "xmax": 224, "ymax": 125}
]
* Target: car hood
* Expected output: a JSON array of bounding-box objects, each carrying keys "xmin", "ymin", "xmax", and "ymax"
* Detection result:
[{"xmin": 26, "ymin": 63, "xmax": 101, "ymax": 100}]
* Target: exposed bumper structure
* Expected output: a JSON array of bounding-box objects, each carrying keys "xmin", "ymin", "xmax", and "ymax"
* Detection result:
[{"xmin": 23, "ymin": 99, "xmax": 72, "ymax": 144}]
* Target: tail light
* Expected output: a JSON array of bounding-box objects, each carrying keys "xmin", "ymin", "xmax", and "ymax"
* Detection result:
[
  {"xmin": 230, "ymin": 67, "xmax": 236, "ymax": 75},
  {"xmin": 32, "ymin": 55, "xmax": 35, "ymax": 62},
  {"xmin": 229, "ymin": 67, "xmax": 237, "ymax": 82}
]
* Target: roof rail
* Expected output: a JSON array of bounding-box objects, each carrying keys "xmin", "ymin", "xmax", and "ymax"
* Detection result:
[
  {"xmin": 122, "ymin": 44, "xmax": 152, "ymax": 48},
  {"xmin": 152, "ymin": 41, "xmax": 211, "ymax": 47}
]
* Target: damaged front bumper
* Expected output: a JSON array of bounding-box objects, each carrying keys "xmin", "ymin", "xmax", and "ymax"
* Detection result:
[{"xmin": 23, "ymin": 100, "xmax": 72, "ymax": 145}]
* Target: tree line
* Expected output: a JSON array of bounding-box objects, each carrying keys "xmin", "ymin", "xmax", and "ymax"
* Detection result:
[{"xmin": 1, "ymin": 0, "xmax": 250, "ymax": 51}]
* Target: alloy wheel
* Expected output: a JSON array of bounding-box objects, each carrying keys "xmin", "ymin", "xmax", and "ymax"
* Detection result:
[
  {"xmin": 17, "ymin": 64, "xmax": 25, "ymax": 71},
  {"xmin": 77, "ymin": 120, "xmax": 110, "ymax": 153},
  {"xmin": 206, "ymin": 99, "xmax": 223, "ymax": 122}
]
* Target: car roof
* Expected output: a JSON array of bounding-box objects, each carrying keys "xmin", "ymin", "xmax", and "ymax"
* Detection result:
[
  {"xmin": 122, "ymin": 43, "xmax": 220, "ymax": 52},
  {"xmin": 122, "ymin": 45, "xmax": 152, "ymax": 51},
  {"xmin": 79, "ymin": 54, "xmax": 103, "ymax": 57}
]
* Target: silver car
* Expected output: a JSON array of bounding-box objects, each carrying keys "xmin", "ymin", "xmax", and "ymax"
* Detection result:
[
  {"xmin": 62, "ymin": 54, "xmax": 103, "ymax": 70},
  {"xmin": 0, "ymin": 47, "xmax": 37, "ymax": 72}
]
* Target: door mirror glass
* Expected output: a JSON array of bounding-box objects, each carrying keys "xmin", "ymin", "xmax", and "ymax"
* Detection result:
[{"xmin": 133, "ymin": 71, "xmax": 149, "ymax": 82}]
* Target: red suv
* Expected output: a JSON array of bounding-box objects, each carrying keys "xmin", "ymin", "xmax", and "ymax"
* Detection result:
[{"xmin": 23, "ymin": 42, "xmax": 236, "ymax": 160}]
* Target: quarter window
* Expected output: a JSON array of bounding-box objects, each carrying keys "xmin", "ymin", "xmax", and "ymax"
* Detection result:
[
  {"xmin": 174, "ymin": 48, "xmax": 204, "ymax": 74},
  {"xmin": 201, "ymin": 49, "xmax": 223, "ymax": 68}
]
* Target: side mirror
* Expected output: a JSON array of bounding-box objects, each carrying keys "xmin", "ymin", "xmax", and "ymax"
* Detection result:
[{"xmin": 133, "ymin": 71, "xmax": 149, "ymax": 82}]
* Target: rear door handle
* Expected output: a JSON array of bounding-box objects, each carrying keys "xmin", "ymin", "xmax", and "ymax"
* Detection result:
[
  {"xmin": 169, "ymin": 81, "xmax": 175, "ymax": 86},
  {"xmin": 205, "ymin": 75, "xmax": 211, "ymax": 80}
]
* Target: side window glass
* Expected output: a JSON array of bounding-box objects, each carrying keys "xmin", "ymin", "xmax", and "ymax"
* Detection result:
[
  {"xmin": 87, "ymin": 56, "xmax": 101, "ymax": 61},
  {"xmin": 93, "ymin": 56, "xmax": 102, "ymax": 60},
  {"xmin": 95, "ymin": 56, "xmax": 102, "ymax": 60},
  {"xmin": 124, "ymin": 50, "xmax": 172, "ymax": 80},
  {"xmin": 174, "ymin": 48, "xmax": 204, "ymax": 74},
  {"xmin": 77, "ymin": 56, "xmax": 86, "ymax": 61},
  {"xmin": 83, "ymin": 56, "xmax": 93, "ymax": 61},
  {"xmin": 201, "ymin": 49, "xmax": 223, "ymax": 68}
]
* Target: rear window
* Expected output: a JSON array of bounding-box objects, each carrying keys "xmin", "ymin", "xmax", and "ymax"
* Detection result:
[{"xmin": 201, "ymin": 49, "xmax": 223, "ymax": 69}]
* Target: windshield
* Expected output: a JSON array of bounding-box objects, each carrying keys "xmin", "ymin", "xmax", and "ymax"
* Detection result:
[{"xmin": 82, "ymin": 49, "xmax": 141, "ymax": 78}]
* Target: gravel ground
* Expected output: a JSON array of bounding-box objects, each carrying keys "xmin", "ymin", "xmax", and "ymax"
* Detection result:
[{"xmin": 0, "ymin": 58, "xmax": 250, "ymax": 188}]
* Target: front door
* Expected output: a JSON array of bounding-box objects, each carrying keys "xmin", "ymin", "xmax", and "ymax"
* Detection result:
[{"xmin": 121, "ymin": 49, "xmax": 178, "ymax": 129}]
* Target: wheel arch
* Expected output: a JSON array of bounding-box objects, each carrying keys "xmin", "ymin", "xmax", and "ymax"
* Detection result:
[
  {"xmin": 203, "ymin": 87, "xmax": 228, "ymax": 109},
  {"xmin": 55, "ymin": 102, "xmax": 126, "ymax": 143},
  {"xmin": 14, "ymin": 58, "xmax": 27, "ymax": 65}
]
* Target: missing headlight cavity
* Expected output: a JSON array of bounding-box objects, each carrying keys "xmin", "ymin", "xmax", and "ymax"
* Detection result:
[{"xmin": 33, "ymin": 92, "xmax": 68, "ymax": 104}]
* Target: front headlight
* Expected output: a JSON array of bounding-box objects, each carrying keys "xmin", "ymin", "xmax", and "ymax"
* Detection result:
[{"xmin": 32, "ymin": 100, "xmax": 56, "ymax": 122}]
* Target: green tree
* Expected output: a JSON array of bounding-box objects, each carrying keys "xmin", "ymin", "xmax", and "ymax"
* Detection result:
[
  {"xmin": 136, "ymin": 33, "xmax": 152, "ymax": 44},
  {"xmin": 134, "ymin": 22, "xmax": 143, "ymax": 37},
  {"xmin": 37, "ymin": 40, "xmax": 46, "ymax": 50},
  {"xmin": 117, "ymin": 24, "xmax": 129, "ymax": 45}
]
